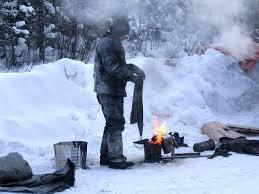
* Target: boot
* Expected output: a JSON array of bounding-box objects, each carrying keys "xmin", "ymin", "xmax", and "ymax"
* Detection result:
[
  {"xmin": 108, "ymin": 155, "xmax": 134, "ymax": 169},
  {"xmin": 100, "ymin": 155, "xmax": 128, "ymax": 166},
  {"xmin": 109, "ymin": 161, "xmax": 135, "ymax": 169}
]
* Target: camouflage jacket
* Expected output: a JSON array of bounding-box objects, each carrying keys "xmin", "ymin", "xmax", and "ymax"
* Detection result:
[{"xmin": 94, "ymin": 35, "xmax": 138, "ymax": 96}]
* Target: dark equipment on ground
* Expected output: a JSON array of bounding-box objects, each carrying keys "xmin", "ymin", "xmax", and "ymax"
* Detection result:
[
  {"xmin": 169, "ymin": 132, "xmax": 189, "ymax": 148},
  {"xmin": 208, "ymin": 148, "xmax": 232, "ymax": 159},
  {"xmin": 226, "ymin": 124, "xmax": 259, "ymax": 135},
  {"xmin": 162, "ymin": 152, "xmax": 206, "ymax": 160},
  {"xmin": 209, "ymin": 137, "xmax": 259, "ymax": 159},
  {"xmin": 144, "ymin": 142, "xmax": 162, "ymax": 163},
  {"xmin": 193, "ymin": 139, "xmax": 216, "ymax": 152},
  {"xmin": 0, "ymin": 157, "xmax": 75, "ymax": 193},
  {"xmin": 161, "ymin": 136, "xmax": 175, "ymax": 154},
  {"xmin": 135, "ymin": 128, "xmax": 259, "ymax": 162},
  {"xmin": 134, "ymin": 132, "xmax": 188, "ymax": 147},
  {"xmin": 134, "ymin": 132, "xmax": 194, "ymax": 163}
]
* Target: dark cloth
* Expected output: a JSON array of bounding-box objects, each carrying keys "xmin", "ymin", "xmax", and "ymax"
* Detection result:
[
  {"xmin": 0, "ymin": 159, "xmax": 75, "ymax": 193},
  {"xmin": 0, "ymin": 153, "xmax": 32, "ymax": 184},
  {"xmin": 130, "ymin": 79, "xmax": 144, "ymax": 137},
  {"xmin": 94, "ymin": 35, "xmax": 134, "ymax": 97}
]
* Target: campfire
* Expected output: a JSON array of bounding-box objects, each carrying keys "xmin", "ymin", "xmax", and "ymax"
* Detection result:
[
  {"xmin": 134, "ymin": 114, "xmax": 188, "ymax": 163},
  {"xmin": 144, "ymin": 115, "xmax": 175, "ymax": 162},
  {"xmin": 150, "ymin": 115, "xmax": 167, "ymax": 145}
]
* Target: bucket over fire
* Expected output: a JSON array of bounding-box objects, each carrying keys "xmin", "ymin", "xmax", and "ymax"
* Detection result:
[
  {"xmin": 54, "ymin": 141, "xmax": 88, "ymax": 170},
  {"xmin": 144, "ymin": 142, "xmax": 162, "ymax": 163}
]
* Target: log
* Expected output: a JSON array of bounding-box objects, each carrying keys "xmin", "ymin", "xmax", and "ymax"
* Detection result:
[{"xmin": 226, "ymin": 124, "xmax": 259, "ymax": 135}]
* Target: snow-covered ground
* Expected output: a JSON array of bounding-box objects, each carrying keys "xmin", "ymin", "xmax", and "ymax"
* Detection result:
[{"xmin": 1, "ymin": 50, "xmax": 259, "ymax": 194}]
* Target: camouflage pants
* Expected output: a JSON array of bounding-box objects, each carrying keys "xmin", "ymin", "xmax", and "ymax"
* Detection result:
[{"xmin": 97, "ymin": 95, "xmax": 125, "ymax": 161}]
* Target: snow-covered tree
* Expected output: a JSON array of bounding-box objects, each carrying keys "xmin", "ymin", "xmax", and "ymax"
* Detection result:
[
  {"xmin": 127, "ymin": 0, "xmax": 196, "ymax": 57},
  {"xmin": 0, "ymin": 0, "xmax": 34, "ymax": 68},
  {"xmin": 0, "ymin": 0, "xmax": 258, "ymax": 68}
]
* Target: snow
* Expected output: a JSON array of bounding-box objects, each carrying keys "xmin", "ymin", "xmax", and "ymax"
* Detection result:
[
  {"xmin": 214, "ymin": 25, "xmax": 256, "ymax": 61},
  {"xmin": 14, "ymin": 38, "xmax": 27, "ymax": 56},
  {"xmin": 0, "ymin": 51, "xmax": 259, "ymax": 193},
  {"xmin": 15, "ymin": 21, "xmax": 25, "ymax": 28},
  {"xmin": 43, "ymin": 1, "xmax": 56, "ymax": 15},
  {"xmin": 3, "ymin": 1, "xmax": 17, "ymax": 9},
  {"xmin": 12, "ymin": 26, "xmax": 29, "ymax": 35},
  {"xmin": 45, "ymin": 24, "xmax": 57, "ymax": 39},
  {"xmin": 19, "ymin": 5, "xmax": 34, "ymax": 15}
]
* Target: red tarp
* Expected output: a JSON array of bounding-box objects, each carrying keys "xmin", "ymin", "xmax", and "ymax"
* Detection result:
[{"xmin": 212, "ymin": 42, "xmax": 259, "ymax": 71}]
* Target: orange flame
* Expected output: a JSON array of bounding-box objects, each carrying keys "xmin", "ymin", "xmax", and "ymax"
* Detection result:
[{"xmin": 150, "ymin": 115, "xmax": 168, "ymax": 145}]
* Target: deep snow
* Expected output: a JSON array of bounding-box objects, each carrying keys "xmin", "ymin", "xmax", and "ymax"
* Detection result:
[{"xmin": 0, "ymin": 50, "xmax": 259, "ymax": 194}]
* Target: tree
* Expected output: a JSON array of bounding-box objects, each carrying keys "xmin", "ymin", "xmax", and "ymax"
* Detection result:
[{"xmin": 0, "ymin": 0, "xmax": 34, "ymax": 68}]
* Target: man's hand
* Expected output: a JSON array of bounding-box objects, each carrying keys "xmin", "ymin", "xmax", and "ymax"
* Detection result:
[
  {"xmin": 135, "ymin": 68, "xmax": 146, "ymax": 80},
  {"xmin": 131, "ymin": 75, "xmax": 144, "ymax": 84},
  {"xmin": 127, "ymin": 63, "xmax": 146, "ymax": 80}
]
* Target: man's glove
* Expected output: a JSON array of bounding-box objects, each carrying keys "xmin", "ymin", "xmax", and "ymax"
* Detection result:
[
  {"xmin": 131, "ymin": 75, "xmax": 144, "ymax": 84},
  {"xmin": 135, "ymin": 68, "xmax": 146, "ymax": 80},
  {"xmin": 127, "ymin": 63, "xmax": 146, "ymax": 80}
]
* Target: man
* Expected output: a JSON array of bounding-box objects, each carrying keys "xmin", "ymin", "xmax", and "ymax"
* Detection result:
[
  {"xmin": 212, "ymin": 29, "xmax": 259, "ymax": 72},
  {"xmin": 94, "ymin": 15, "xmax": 145, "ymax": 169}
]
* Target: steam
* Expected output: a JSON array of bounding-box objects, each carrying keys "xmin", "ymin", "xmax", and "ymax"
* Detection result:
[
  {"xmin": 214, "ymin": 26, "xmax": 255, "ymax": 60},
  {"xmin": 62, "ymin": 0, "xmax": 140, "ymax": 24},
  {"xmin": 192, "ymin": 0, "xmax": 247, "ymax": 30},
  {"xmin": 191, "ymin": 0, "xmax": 255, "ymax": 60},
  {"xmin": 62, "ymin": 0, "xmax": 256, "ymax": 59}
]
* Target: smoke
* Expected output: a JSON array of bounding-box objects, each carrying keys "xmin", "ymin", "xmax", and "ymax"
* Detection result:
[
  {"xmin": 191, "ymin": 0, "xmax": 255, "ymax": 60},
  {"xmin": 214, "ymin": 26, "xmax": 255, "ymax": 60},
  {"xmin": 192, "ymin": 0, "xmax": 247, "ymax": 31},
  {"xmin": 62, "ymin": 0, "xmax": 257, "ymax": 59},
  {"xmin": 62, "ymin": 0, "xmax": 140, "ymax": 24}
]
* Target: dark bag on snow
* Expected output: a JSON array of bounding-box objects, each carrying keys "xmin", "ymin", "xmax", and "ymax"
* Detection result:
[
  {"xmin": 0, "ymin": 153, "xmax": 33, "ymax": 184},
  {"xmin": 0, "ymin": 158, "xmax": 75, "ymax": 193}
]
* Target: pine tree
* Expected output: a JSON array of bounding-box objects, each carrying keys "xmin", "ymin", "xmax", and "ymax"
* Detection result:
[{"xmin": 0, "ymin": 0, "xmax": 34, "ymax": 68}]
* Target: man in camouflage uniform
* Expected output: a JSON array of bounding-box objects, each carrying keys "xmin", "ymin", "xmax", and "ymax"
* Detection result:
[{"xmin": 94, "ymin": 15, "xmax": 145, "ymax": 169}]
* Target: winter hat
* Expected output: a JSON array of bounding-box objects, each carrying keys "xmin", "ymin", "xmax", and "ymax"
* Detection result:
[
  {"xmin": 110, "ymin": 15, "xmax": 130, "ymax": 36},
  {"xmin": 103, "ymin": 18, "xmax": 113, "ymax": 34}
]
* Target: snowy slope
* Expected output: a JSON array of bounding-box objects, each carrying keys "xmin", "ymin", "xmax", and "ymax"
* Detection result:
[{"xmin": 0, "ymin": 50, "xmax": 259, "ymax": 193}]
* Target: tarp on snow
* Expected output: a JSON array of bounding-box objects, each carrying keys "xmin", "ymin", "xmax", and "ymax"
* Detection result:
[
  {"xmin": 0, "ymin": 153, "xmax": 33, "ymax": 184},
  {"xmin": 0, "ymin": 158, "xmax": 75, "ymax": 193}
]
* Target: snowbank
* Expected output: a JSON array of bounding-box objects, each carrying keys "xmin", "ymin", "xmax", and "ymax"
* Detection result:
[{"xmin": 0, "ymin": 51, "xmax": 259, "ymax": 193}]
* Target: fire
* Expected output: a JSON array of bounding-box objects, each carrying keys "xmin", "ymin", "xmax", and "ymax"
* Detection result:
[{"xmin": 150, "ymin": 115, "xmax": 167, "ymax": 145}]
